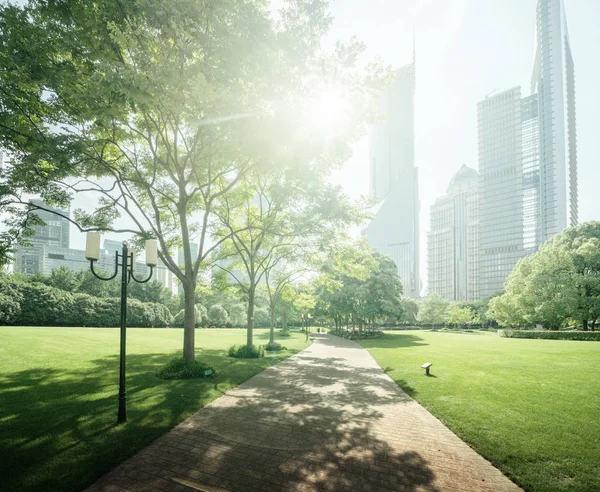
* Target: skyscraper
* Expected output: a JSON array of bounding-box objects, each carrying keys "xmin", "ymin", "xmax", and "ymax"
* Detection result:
[
  {"xmin": 365, "ymin": 57, "xmax": 420, "ymax": 298},
  {"xmin": 27, "ymin": 199, "xmax": 70, "ymax": 248},
  {"xmin": 477, "ymin": 88, "xmax": 526, "ymax": 298},
  {"xmin": 477, "ymin": 0, "xmax": 576, "ymax": 298},
  {"xmin": 531, "ymin": 0, "xmax": 578, "ymax": 237},
  {"xmin": 428, "ymin": 165, "xmax": 479, "ymax": 302}
]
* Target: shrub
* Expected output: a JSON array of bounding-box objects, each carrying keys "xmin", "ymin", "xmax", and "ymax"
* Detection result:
[
  {"xmin": 228, "ymin": 344, "xmax": 265, "ymax": 358},
  {"xmin": 265, "ymin": 341, "xmax": 286, "ymax": 352},
  {"xmin": 208, "ymin": 304, "xmax": 228, "ymax": 327},
  {"xmin": 498, "ymin": 329, "xmax": 600, "ymax": 341},
  {"xmin": 278, "ymin": 330, "xmax": 291, "ymax": 337},
  {"xmin": 157, "ymin": 358, "xmax": 216, "ymax": 380}
]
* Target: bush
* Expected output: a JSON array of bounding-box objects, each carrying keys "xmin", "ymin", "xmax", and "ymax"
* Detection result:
[
  {"xmin": 0, "ymin": 275, "xmax": 172, "ymax": 327},
  {"xmin": 498, "ymin": 329, "xmax": 600, "ymax": 341},
  {"xmin": 265, "ymin": 341, "xmax": 286, "ymax": 352},
  {"xmin": 228, "ymin": 344, "xmax": 265, "ymax": 358},
  {"xmin": 157, "ymin": 358, "xmax": 216, "ymax": 380},
  {"xmin": 208, "ymin": 304, "xmax": 228, "ymax": 327},
  {"xmin": 278, "ymin": 330, "xmax": 291, "ymax": 337}
]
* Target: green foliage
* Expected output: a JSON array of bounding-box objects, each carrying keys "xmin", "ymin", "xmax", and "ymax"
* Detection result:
[
  {"xmin": 0, "ymin": 0, "xmax": 382, "ymax": 362},
  {"xmin": 315, "ymin": 239, "xmax": 404, "ymax": 331},
  {"xmin": 227, "ymin": 344, "xmax": 265, "ymax": 359},
  {"xmin": 489, "ymin": 222, "xmax": 600, "ymax": 329},
  {"xmin": 446, "ymin": 306, "xmax": 476, "ymax": 328},
  {"xmin": 156, "ymin": 358, "xmax": 216, "ymax": 380},
  {"xmin": 416, "ymin": 294, "xmax": 450, "ymax": 326},
  {"xmin": 398, "ymin": 297, "xmax": 419, "ymax": 325},
  {"xmin": 208, "ymin": 304, "xmax": 229, "ymax": 327},
  {"xmin": 0, "ymin": 274, "xmax": 171, "ymax": 327},
  {"xmin": 498, "ymin": 330, "xmax": 600, "ymax": 341}
]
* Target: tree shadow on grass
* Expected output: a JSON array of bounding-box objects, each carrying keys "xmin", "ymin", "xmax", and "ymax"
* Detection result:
[
  {"xmin": 88, "ymin": 342, "xmax": 439, "ymax": 492},
  {"xmin": 0, "ymin": 347, "xmax": 301, "ymax": 492},
  {"xmin": 357, "ymin": 332, "xmax": 430, "ymax": 349}
]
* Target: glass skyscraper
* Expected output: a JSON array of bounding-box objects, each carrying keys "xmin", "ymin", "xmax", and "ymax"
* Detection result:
[
  {"xmin": 365, "ymin": 57, "xmax": 420, "ymax": 298},
  {"xmin": 531, "ymin": 0, "xmax": 578, "ymax": 237},
  {"xmin": 477, "ymin": 0, "xmax": 576, "ymax": 298},
  {"xmin": 428, "ymin": 165, "xmax": 479, "ymax": 302}
]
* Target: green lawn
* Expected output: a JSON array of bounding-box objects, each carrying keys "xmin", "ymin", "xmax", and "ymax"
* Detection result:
[
  {"xmin": 0, "ymin": 327, "xmax": 309, "ymax": 492},
  {"xmin": 360, "ymin": 330, "xmax": 600, "ymax": 492}
]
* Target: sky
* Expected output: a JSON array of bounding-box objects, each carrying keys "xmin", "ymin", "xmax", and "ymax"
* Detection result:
[{"xmin": 320, "ymin": 0, "xmax": 600, "ymax": 283}]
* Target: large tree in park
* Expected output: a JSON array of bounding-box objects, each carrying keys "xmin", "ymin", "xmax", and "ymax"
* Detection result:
[
  {"xmin": 0, "ymin": 1, "xmax": 382, "ymax": 361},
  {"xmin": 489, "ymin": 222, "xmax": 600, "ymax": 330},
  {"xmin": 416, "ymin": 294, "xmax": 450, "ymax": 327}
]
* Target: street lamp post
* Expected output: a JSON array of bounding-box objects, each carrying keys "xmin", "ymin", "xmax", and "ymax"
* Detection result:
[{"xmin": 85, "ymin": 233, "xmax": 158, "ymax": 423}]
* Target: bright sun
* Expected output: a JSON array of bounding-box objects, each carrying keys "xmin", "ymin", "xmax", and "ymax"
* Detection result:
[{"xmin": 303, "ymin": 84, "xmax": 351, "ymax": 136}]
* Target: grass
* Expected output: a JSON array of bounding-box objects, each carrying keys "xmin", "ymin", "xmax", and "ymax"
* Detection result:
[
  {"xmin": 0, "ymin": 327, "xmax": 309, "ymax": 492},
  {"xmin": 359, "ymin": 330, "xmax": 600, "ymax": 492}
]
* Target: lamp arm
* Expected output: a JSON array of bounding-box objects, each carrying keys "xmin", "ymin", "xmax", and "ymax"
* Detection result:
[
  {"xmin": 90, "ymin": 253, "xmax": 120, "ymax": 281},
  {"xmin": 130, "ymin": 265, "xmax": 154, "ymax": 284}
]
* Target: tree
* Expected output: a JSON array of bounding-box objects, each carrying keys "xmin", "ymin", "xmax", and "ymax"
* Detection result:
[
  {"xmin": 446, "ymin": 306, "xmax": 474, "ymax": 329},
  {"xmin": 314, "ymin": 240, "xmax": 403, "ymax": 334},
  {"xmin": 398, "ymin": 298, "xmax": 419, "ymax": 325},
  {"xmin": 488, "ymin": 222, "xmax": 600, "ymax": 329},
  {"xmin": 0, "ymin": 1, "xmax": 381, "ymax": 362},
  {"xmin": 45, "ymin": 267, "xmax": 78, "ymax": 292},
  {"xmin": 293, "ymin": 289, "xmax": 317, "ymax": 340},
  {"xmin": 214, "ymin": 169, "xmax": 367, "ymax": 348},
  {"xmin": 263, "ymin": 263, "xmax": 307, "ymax": 345},
  {"xmin": 417, "ymin": 294, "xmax": 450, "ymax": 327},
  {"xmin": 208, "ymin": 304, "xmax": 228, "ymax": 328}
]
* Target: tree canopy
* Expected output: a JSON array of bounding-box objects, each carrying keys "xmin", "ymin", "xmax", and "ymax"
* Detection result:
[
  {"xmin": 0, "ymin": 0, "xmax": 385, "ymax": 360},
  {"xmin": 489, "ymin": 222, "xmax": 600, "ymax": 330}
]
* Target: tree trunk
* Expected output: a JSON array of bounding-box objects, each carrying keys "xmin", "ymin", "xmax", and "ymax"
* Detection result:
[
  {"xmin": 582, "ymin": 319, "xmax": 588, "ymax": 331},
  {"xmin": 246, "ymin": 283, "xmax": 255, "ymax": 348},
  {"xmin": 269, "ymin": 306, "xmax": 276, "ymax": 345},
  {"xmin": 182, "ymin": 282, "xmax": 196, "ymax": 363}
]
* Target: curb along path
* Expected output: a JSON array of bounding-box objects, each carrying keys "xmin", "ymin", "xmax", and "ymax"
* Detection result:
[{"xmin": 86, "ymin": 334, "xmax": 522, "ymax": 492}]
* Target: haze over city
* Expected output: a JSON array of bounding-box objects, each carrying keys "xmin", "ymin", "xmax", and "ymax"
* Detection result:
[{"xmin": 66, "ymin": 0, "xmax": 600, "ymax": 294}]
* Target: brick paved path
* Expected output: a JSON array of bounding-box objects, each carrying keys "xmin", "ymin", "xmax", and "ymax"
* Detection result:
[{"xmin": 86, "ymin": 334, "xmax": 521, "ymax": 492}]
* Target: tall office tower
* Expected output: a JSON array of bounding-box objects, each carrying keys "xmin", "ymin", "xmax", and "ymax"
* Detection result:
[
  {"xmin": 28, "ymin": 199, "xmax": 70, "ymax": 248},
  {"xmin": 428, "ymin": 165, "xmax": 479, "ymax": 302},
  {"xmin": 477, "ymin": 88, "xmax": 525, "ymax": 298},
  {"xmin": 365, "ymin": 58, "xmax": 420, "ymax": 298},
  {"xmin": 531, "ymin": 0, "xmax": 577, "ymax": 237},
  {"xmin": 476, "ymin": 0, "xmax": 576, "ymax": 298}
]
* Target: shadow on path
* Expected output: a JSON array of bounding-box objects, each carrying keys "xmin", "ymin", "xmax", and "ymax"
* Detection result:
[{"xmin": 88, "ymin": 334, "xmax": 438, "ymax": 492}]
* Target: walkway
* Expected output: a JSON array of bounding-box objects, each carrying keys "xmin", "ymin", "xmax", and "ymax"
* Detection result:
[{"xmin": 86, "ymin": 334, "xmax": 521, "ymax": 492}]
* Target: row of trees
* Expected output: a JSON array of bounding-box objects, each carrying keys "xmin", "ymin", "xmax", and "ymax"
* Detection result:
[{"xmin": 0, "ymin": 0, "xmax": 390, "ymax": 360}]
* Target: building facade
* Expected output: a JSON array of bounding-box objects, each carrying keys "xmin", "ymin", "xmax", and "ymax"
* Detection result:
[
  {"xmin": 532, "ymin": 0, "xmax": 577, "ymax": 237},
  {"xmin": 14, "ymin": 200, "xmax": 176, "ymax": 292},
  {"xmin": 365, "ymin": 58, "xmax": 420, "ymax": 298},
  {"xmin": 477, "ymin": 88, "xmax": 526, "ymax": 298},
  {"xmin": 476, "ymin": 0, "xmax": 576, "ymax": 298},
  {"xmin": 428, "ymin": 165, "xmax": 479, "ymax": 302}
]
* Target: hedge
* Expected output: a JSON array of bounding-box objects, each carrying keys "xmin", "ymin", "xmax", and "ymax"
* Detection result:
[
  {"xmin": 0, "ymin": 279, "xmax": 172, "ymax": 327},
  {"xmin": 498, "ymin": 329, "xmax": 600, "ymax": 341}
]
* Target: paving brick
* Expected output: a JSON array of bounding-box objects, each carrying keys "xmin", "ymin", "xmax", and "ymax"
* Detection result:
[{"xmin": 85, "ymin": 334, "xmax": 521, "ymax": 492}]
